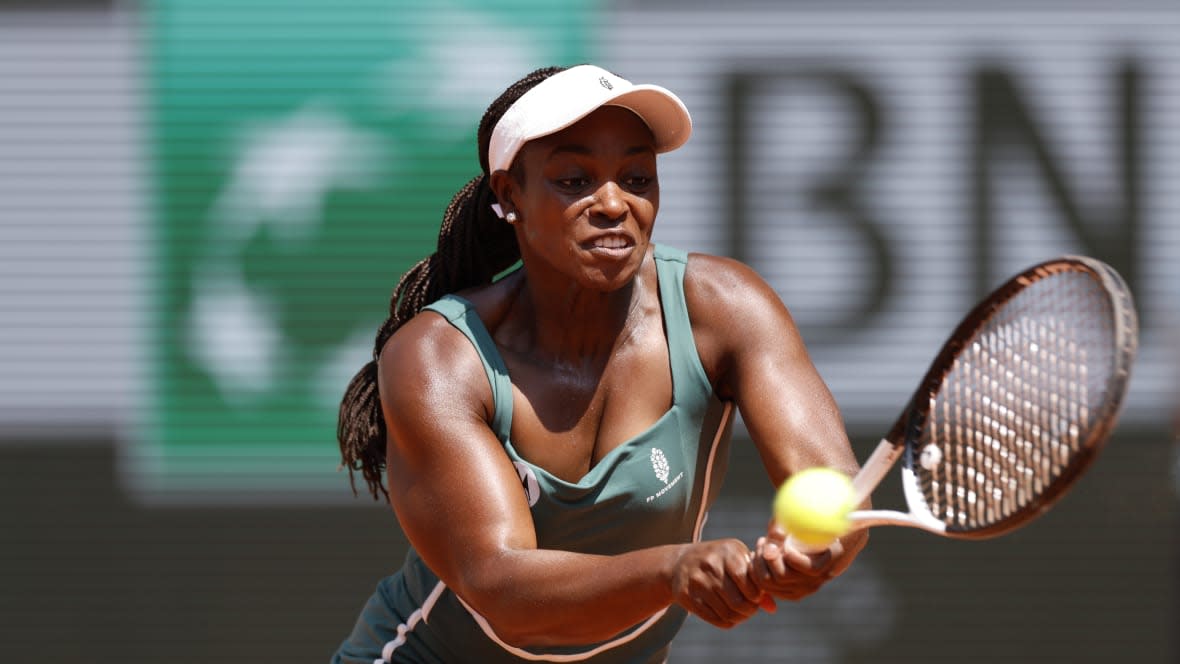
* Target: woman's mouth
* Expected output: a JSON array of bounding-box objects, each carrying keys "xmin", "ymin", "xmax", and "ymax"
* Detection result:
[
  {"xmin": 592, "ymin": 236, "xmax": 630, "ymax": 249},
  {"xmin": 582, "ymin": 235, "xmax": 635, "ymax": 257}
]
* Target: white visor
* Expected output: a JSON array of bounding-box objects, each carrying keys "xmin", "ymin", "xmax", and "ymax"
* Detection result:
[{"xmin": 487, "ymin": 64, "xmax": 692, "ymax": 175}]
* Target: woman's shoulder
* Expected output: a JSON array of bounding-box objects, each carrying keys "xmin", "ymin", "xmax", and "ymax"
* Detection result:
[
  {"xmin": 682, "ymin": 251, "xmax": 779, "ymax": 313},
  {"xmin": 377, "ymin": 312, "xmax": 496, "ymax": 432},
  {"xmin": 379, "ymin": 272, "xmax": 520, "ymax": 388},
  {"xmin": 379, "ymin": 299, "xmax": 496, "ymax": 400},
  {"xmin": 380, "ymin": 310, "xmax": 472, "ymax": 376},
  {"xmin": 679, "ymin": 251, "xmax": 801, "ymax": 394}
]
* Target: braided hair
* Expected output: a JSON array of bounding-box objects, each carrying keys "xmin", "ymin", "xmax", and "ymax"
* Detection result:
[{"xmin": 338, "ymin": 66, "xmax": 567, "ymax": 500}]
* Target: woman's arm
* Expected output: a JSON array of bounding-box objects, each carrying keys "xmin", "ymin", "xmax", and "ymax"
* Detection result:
[
  {"xmin": 377, "ymin": 312, "xmax": 762, "ymax": 647},
  {"xmin": 683, "ymin": 253, "xmax": 869, "ymax": 598}
]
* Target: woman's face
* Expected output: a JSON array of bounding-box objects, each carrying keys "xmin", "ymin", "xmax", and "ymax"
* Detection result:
[{"xmin": 499, "ymin": 105, "xmax": 660, "ymax": 293}]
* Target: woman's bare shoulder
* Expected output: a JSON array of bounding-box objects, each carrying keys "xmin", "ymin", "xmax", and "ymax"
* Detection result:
[
  {"xmin": 680, "ymin": 252, "xmax": 801, "ymax": 394},
  {"xmin": 377, "ymin": 305, "xmax": 495, "ymax": 425},
  {"xmin": 682, "ymin": 252, "xmax": 782, "ymax": 316},
  {"xmin": 383, "ymin": 268, "xmax": 519, "ymax": 368}
]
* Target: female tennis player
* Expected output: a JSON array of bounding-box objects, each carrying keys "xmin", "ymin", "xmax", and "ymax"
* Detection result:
[{"xmin": 332, "ymin": 64, "xmax": 868, "ymax": 663}]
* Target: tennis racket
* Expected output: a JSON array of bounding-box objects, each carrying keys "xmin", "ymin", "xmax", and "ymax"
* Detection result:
[{"xmin": 790, "ymin": 255, "xmax": 1138, "ymax": 550}]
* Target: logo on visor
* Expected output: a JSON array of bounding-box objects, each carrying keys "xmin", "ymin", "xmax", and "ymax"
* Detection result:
[{"xmin": 598, "ymin": 76, "xmax": 613, "ymax": 91}]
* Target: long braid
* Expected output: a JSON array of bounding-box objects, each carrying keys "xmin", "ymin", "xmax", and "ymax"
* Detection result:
[{"xmin": 338, "ymin": 66, "xmax": 567, "ymax": 500}]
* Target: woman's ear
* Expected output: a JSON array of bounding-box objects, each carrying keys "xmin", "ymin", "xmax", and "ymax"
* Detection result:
[{"xmin": 488, "ymin": 169, "xmax": 517, "ymax": 219}]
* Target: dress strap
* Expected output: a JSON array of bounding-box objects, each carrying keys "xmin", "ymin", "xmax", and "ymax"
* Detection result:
[
  {"xmin": 421, "ymin": 295, "xmax": 514, "ymax": 442},
  {"xmin": 652, "ymin": 245, "xmax": 713, "ymax": 405}
]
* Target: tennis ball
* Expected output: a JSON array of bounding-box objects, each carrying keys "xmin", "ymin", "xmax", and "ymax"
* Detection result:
[{"xmin": 773, "ymin": 467, "xmax": 856, "ymax": 549}]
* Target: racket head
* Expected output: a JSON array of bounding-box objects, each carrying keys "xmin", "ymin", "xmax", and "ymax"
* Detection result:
[{"xmin": 890, "ymin": 256, "xmax": 1138, "ymax": 539}]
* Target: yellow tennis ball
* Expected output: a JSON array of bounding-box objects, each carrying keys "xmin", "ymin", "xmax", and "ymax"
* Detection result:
[{"xmin": 773, "ymin": 467, "xmax": 856, "ymax": 548}]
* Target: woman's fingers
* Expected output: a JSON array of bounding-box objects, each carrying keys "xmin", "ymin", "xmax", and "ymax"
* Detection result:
[
  {"xmin": 751, "ymin": 536, "xmax": 838, "ymax": 600},
  {"xmin": 674, "ymin": 539, "xmax": 765, "ymax": 627}
]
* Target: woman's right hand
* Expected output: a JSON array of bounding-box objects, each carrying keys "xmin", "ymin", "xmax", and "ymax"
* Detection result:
[
  {"xmin": 669, "ymin": 539, "xmax": 768, "ymax": 628},
  {"xmin": 749, "ymin": 521, "xmax": 865, "ymax": 601}
]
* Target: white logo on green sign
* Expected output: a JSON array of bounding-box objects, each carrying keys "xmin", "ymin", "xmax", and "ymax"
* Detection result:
[{"xmin": 133, "ymin": 0, "xmax": 590, "ymax": 499}]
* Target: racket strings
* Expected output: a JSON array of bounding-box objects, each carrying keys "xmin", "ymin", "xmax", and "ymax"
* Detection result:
[{"xmin": 918, "ymin": 269, "xmax": 1119, "ymax": 532}]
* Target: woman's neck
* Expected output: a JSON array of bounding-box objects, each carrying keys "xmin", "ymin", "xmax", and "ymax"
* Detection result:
[{"xmin": 502, "ymin": 269, "xmax": 647, "ymax": 370}]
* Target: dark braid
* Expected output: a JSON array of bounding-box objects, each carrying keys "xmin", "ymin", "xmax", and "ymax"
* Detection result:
[{"xmin": 338, "ymin": 66, "xmax": 568, "ymax": 500}]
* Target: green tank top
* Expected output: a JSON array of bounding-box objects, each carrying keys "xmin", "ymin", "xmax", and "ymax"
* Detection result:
[{"xmin": 338, "ymin": 245, "xmax": 735, "ymax": 664}]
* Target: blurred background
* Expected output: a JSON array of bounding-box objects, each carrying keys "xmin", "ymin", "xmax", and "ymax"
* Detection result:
[{"xmin": 1, "ymin": 0, "xmax": 1176, "ymax": 661}]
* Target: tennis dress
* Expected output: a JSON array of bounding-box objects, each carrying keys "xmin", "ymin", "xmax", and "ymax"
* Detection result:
[{"xmin": 332, "ymin": 245, "xmax": 736, "ymax": 664}]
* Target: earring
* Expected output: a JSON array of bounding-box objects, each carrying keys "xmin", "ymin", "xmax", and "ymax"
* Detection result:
[{"xmin": 505, "ymin": 212, "xmax": 518, "ymax": 224}]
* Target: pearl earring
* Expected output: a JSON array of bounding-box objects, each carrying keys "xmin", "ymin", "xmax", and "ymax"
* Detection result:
[{"xmin": 505, "ymin": 212, "xmax": 518, "ymax": 223}]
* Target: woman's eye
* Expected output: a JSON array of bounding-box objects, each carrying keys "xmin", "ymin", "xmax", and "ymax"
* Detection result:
[
  {"xmin": 625, "ymin": 175, "xmax": 654, "ymax": 190},
  {"xmin": 556, "ymin": 177, "xmax": 590, "ymax": 190}
]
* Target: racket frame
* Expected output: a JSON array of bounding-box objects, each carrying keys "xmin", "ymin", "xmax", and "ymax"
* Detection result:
[{"xmin": 839, "ymin": 256, "xmax": 1137, "ymax": 539}]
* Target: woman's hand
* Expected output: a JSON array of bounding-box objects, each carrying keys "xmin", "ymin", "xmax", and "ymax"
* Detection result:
[
  {"xmin": 748, "ymin": 522, "xmax": 852, "ymax": 601},
  {"xmin": 670, "ymin": 539, "xmax": 767, "ymax": 628}
]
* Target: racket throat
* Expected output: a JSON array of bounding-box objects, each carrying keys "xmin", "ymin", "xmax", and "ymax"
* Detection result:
[{"xmin": 852, "ymin": 438, "xmax": 905, "ymax": 505}]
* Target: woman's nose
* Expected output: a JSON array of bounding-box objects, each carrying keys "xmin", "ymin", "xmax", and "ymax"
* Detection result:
[{"xmin": 591, "ymin": 181, "xmax": 627, "ymax": 222}]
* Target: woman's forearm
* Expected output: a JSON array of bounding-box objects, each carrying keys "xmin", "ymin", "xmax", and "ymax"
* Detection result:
[{"xmin": 456, "ymin": 543, "xmax": 686, "ymax": 648}]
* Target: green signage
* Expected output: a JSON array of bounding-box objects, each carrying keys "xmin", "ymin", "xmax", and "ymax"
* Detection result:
[{"xmin": 134, "ymin": 0, "xmax": 591, "ymax": 497}]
